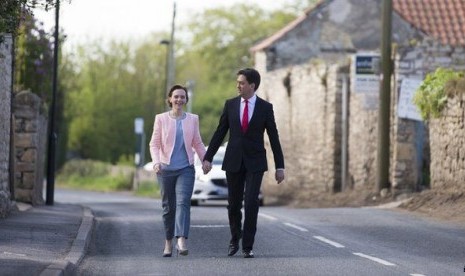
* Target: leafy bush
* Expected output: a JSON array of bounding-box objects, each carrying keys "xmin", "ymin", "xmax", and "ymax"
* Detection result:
[
  {"xmin": 413, "ymin": 68, "xmax": 463, "ymax": 120},
  {"xmin": 58, "ymin": 159, "xmax": 109, "ymax": 178},
  {"xmin": 57, "ymin": 159, "xmax": 134, "ymax": 191}
]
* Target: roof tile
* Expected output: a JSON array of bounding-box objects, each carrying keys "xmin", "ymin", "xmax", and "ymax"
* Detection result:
[{"xmin": 394, "ymin": 0, "xmax": 465, "ymax": 46}]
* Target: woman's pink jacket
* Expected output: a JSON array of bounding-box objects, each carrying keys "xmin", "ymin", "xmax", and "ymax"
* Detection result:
[{"xmin": 149, "ymin": 112, "xmax": 206, "ymax": 166}]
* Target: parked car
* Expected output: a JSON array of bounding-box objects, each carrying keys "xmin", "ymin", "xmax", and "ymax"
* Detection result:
[
  {"xmin": 143, "ymin": 161, "xmax": 154, "ymax": 171},
  {"xmin": 191, "ymin": 146, "xmax": 264, "ymax": 206}
]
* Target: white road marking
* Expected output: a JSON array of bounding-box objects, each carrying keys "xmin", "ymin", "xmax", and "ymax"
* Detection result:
[
  {"xmin": 3, "ymin": 251, "xmax": 27, "ymax": 257},
  {"xmin": 191, "ymin": 225, "xmax": 229, "ymax": 228},
  {"xmin": 313, "ymin": 236, "xmax": 345, "ymax": 248},
  {"xmin": 283, "ymin": 222, "xmax": 308, "ymax": 232},
  {"xmin": 353, "ymin": 252, "xmax": 396, "ymax": 266},
  {"xmin": 258, "ymin": 213, "xmax": 278, "ymax": 221},
  {"xmin": 410, "ymin": 274, "xmax": 426, "ymax": 276}
]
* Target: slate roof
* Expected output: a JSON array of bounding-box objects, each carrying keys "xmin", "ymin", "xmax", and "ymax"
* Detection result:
[{"xmin": 251, "ymin": 0, "xmax": 465, "ymax": 51}]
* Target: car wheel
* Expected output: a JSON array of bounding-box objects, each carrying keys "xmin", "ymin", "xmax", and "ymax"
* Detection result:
[{"xmin": 191, "ymin": 200, "xmax": 198, "ymax": 206}]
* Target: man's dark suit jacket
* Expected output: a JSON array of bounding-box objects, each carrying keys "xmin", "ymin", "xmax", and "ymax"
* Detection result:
[{"xmin": 204, "ymin": 96, "xmax": 284, "ymax": 173}]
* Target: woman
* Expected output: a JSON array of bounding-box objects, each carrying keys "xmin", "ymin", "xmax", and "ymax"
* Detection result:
[{"xmin": 149, "ymin": 84, "xmax": 207, "ymax": 257}]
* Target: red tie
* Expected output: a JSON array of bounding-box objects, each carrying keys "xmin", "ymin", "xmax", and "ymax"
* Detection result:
[{"xmin": 242, "ymin": 100, "xmax": 249, "ymax": 133}]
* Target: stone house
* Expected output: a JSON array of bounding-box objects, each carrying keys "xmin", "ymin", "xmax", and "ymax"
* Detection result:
[{"xmin": 251, "ymin": 0, "xmax": 465, "ymax": 202}]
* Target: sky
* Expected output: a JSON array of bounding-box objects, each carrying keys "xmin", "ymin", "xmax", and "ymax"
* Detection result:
[{"xmin": 35, "ymin": 0, "xmax": 295, "ymax": 48}]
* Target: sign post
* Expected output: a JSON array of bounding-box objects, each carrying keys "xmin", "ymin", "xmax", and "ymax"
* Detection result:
[{"xmin": 134, "ymin": 118, "xmax": 145, "ymax": 190}]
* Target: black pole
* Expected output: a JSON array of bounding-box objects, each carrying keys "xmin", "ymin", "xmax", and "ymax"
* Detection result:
[
  {"xmin": 46, "ymin": 0, "xmax": 60, "ymax": 205},
  {"xmin": 376, "ymin": 0, "xmax": 392, "ymax": 193}
]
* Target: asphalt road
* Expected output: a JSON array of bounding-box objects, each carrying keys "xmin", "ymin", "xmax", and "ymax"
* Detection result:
[{"xmin": 56, "ymin": 189, "xmax": 465, "ymax": 276}]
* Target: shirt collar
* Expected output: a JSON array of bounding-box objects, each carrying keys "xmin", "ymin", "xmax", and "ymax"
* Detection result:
[{"xmin": 242, "ymin": 94, "xmax": 257, "ymax": 105}]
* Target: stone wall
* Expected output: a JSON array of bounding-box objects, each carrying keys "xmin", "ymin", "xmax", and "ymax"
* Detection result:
[
  {"xmin": 346, "ymin": 82, "xmax": 380, "ymax": 190},
  {"xmin": 0, "ymin": 34, "xmax": 13, "ymax": 217},
  {"xmin": 13, "ymin": 91, "xmax": 47, "ymax": 205},
  {"xmin": 429, "ymin": 81, "xmax": 465, "ymax": 190},
  {"xmin": 258, "ymin": 58, "xmax": 343, "ymax": 202},
  {"xmin": 392, "ymin": 39, "xmax": 465, "ymax": 193}
]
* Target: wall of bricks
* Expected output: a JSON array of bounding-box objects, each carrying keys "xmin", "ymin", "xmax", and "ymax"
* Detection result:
[
  {"xmin": 0, "ymin": 34, "xmax": 13, "ymax": 217},
  {"xmin": 13, "ymin": 91, "xmax": 47, "ymax": 205}
]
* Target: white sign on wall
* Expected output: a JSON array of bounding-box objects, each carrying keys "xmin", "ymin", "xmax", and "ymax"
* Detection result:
[
  {"xmin": 397, "ymin": 78, "xmax": 423, "ymax": 121},
  {"xmin": 351, "ymin": 53, "xmax": 381, "ymax": 110},
  {"xmin": 351, "ymin": 53, "xmax": 380, "ymax": 94}
]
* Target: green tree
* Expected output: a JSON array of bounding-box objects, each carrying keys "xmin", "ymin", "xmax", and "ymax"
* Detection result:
[
  {"xmin": 14, "ymin": 11, "xmax": 54, "ymax": 99},
  {"xmin": 65, "ymin": 35, "xmax": 169, "ymax": 163},
  {"xmin": 1, "ymin": 0, "xmax": 57, "ymax": 35}
]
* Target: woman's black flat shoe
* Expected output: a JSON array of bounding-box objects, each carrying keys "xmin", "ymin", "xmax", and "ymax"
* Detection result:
[{"xmin": 163, "ymin": 252, "xmax": 172, "ymax": 257}]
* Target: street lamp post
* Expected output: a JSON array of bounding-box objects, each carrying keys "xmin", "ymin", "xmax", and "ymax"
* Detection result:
[
  {"xmin": 160, "ymin": 39, "xmax": 170, "ymax": 104},
  {"xmin": 46, "ymin": 0, "xmax": 60, "ymax": 205}
]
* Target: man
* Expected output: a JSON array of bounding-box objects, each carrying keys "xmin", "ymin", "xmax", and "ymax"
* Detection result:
[{"xmin": 203, "ymin": 68, "xmax": 285, "ymax": 258}]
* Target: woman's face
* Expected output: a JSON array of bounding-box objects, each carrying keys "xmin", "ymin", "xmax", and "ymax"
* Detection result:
[{"xmin": 169, "ymin": 89, "xmax": 187, "ymax": 110}]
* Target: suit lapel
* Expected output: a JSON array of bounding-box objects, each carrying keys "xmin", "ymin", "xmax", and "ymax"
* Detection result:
[
  {"xmin": 232, "ymin": 97, "xmax": 242, "ymax": 130},
  {"xmin": 248, "ymin": 96, "xmax": 262, "ymax": 127}
]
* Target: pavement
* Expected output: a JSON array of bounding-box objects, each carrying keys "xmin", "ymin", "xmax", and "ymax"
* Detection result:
[{"xmin": 0, "ymin": 202, "xmax": 94, "ymax": 276}]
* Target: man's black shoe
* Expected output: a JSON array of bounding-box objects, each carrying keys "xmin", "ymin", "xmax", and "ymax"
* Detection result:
[
  {"xmin": 243, "ymin": 250, "xmax": 254, "ymax": 258},
  {"xmin": 228, "ymin": 243, "xmax": 239, "ymax": 256}
]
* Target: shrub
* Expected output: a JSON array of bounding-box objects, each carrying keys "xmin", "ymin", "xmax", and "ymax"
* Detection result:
[
  {"xmin": 57, "ymin": 159, "xmax": 134, "ymax": 192},
  {"xmin": 413, "ymin": 68, "xmax": 463, "ymax": 120}
]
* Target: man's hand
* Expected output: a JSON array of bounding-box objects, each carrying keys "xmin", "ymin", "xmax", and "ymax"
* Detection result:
[
  {"xmin": 202, "ymin": 160, "xmax": 212, "ymax": 174},
  {"xmin": 275, "ymin": 170, "xmax": 285, "ymax": 184}
]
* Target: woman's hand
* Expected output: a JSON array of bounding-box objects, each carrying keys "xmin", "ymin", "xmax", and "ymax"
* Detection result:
[
  {"xmin": 153, "ymin": 163, "xmax": 161, "ymax": 174},
  {"xmin": 202, "ymin": 160, "xmax": 212, "ymax": 174}
]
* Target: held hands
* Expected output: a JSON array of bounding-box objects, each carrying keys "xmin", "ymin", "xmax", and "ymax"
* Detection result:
[
  {"xmin": 153, "ymin": 163, "xmax": 161, "ymax": 174},
  {"xmin": 275, "ymin": 170, "xmax": 285, "ymax": 184},
  {"xmin": 202, "ymin": 160, "xmax": 212, "ymax": 174}
]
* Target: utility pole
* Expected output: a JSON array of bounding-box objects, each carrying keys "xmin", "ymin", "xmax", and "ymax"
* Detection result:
[
  {"xmin": 167, "ymin": 2, "xmax": 176, "ymax": 96},
  {"xmin": 160, "ymin": 39, "xmax": 170, "ymax": 111},
  {"xmin": 376, "ymin": 0, "xmax": 393, "ymax": 193},
  {"xmin": 46, "ymin": 0, "xmax": 60, "ymax": 205}
]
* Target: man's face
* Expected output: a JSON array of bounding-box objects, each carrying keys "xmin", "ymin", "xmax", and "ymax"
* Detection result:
[{"xmin": 236, "ymin": 74, "xmax": 255, "ymax": 99}]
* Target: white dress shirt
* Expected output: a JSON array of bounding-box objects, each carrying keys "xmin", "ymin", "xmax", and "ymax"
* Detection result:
[{"xmin": 240, "ymin": 94, "xmax": 256, "ymax": 123}]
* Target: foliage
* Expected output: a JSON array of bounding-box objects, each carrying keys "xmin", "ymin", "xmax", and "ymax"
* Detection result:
[
  {"xmin": 0, "ymin": 0, "xmax": 57, "ymax": 35},
  {"xmin": 56, "ymin": 159, "xmax": 134, "ymax": 191},
  {"xmin": 413, "ymin": 68, "xmax": 463, "ymax": 120},
  {"xmin": 14, "ymin": 11, "xmax": 54, "ymax": 99},
  {"xmin": 64, "ymin": 37, "xmax": 167, "ymax": 163}
]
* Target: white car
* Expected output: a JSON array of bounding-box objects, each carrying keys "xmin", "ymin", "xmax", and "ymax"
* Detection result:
[{"xmin": 191, "ymin": 146, "xmax": 264, "ymax": 206}]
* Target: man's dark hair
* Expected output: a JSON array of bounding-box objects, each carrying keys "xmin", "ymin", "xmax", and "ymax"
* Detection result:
[{"xmin": 237, "ymin": 68, "xmax": 261, "ymax": 91}]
